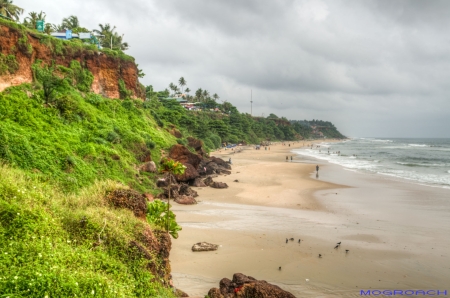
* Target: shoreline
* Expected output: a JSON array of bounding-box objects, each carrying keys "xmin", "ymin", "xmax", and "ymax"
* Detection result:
[{"xmin": 170, "ymin": 141, "xmax": 450, "ymax": 297}]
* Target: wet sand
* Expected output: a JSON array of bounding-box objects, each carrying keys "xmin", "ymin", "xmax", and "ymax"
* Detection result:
[{"xmin": 170, "ymin": 142, "xmax": 450, "ymax": 297}]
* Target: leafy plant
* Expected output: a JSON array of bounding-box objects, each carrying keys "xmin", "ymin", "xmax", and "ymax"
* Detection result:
[
  {"xmin": 159, "ymin": 158, "xmax": 186, "ymax": 234},
  {"xmin": 146, "ymin": 200, "xmax": 182, "ymax": 239}
]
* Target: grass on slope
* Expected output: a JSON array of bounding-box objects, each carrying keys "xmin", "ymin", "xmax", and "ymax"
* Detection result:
[
  {"xmin": 0, "ymin": 83, "xmax": 177, "ymax": 193},
  {"xmin": 0, "ymin": 165, "xmax": 175, "ymax": 297}
]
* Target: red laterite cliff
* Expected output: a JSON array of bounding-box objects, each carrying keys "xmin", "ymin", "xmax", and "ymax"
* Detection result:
[{"xmin": 0, "ymin": 22, "xmax": 145, "ymax": 99}]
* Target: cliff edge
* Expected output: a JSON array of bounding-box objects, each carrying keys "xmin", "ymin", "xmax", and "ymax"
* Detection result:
[{"xmin": 0, "ymin": 19, "xmax": 144, "ymax": 99}]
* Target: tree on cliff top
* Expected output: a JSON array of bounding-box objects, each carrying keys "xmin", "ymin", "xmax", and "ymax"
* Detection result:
[
  {"xmin": 0, "ymin": 0, "xmax": 23, "ymax": 21},
  {"xmin": 52, "ymin": 15, "xmax": 89, "ymax": 33},
  {"xmin": 178, "ymin": 77, "xmax": 186, "ymax": 93},
  {"xmin": 23, "ymin": 11, "xmax": 46, "ymax": 30},
  {"xmin": 93, "ymin": 23, "xmax": 129, "ymax": 51},
  {"xmin": 62, "ymin": 15, "xmax": 80, "ymax": 29}
]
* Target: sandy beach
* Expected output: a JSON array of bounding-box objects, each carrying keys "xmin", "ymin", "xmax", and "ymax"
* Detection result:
[{"xmin": 170, "ymin": 142, "xmax": 450, "ymax": 297}]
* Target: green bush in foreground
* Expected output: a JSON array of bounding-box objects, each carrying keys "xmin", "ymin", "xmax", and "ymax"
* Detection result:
[{"xmin": 0, "ymin": 165, "xmax": 175, "ymax": 297}]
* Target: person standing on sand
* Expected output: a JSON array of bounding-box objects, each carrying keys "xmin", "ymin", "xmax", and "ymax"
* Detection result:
[
  {"xmin": 316, "ymin": 165, "xmax": 319, "ymax": 173},
  {"xmin": 290, "ymin": 156, "xmax": 293, "ymax": 161},
  {"xmin": 286, "ymin": 156, "xmax": 288, "ymax": 162}
]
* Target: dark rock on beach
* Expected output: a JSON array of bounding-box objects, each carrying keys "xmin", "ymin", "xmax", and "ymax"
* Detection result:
[
  {"xmin": 211, "ymin": 156, "xmax": 231, "ymax": 170},
  {"xmin": 175, "ymin": 195, "xmax": 197, "ymax": 205},
  {"xmin": 192, "ymin": 242, "xmax": 219, "ymax": 252},
  {"xmin": 204, "ymin": 176, "xmax": 214, "ymax": 186},
  {"xmin": 175, "ymin": 163, "xmax": 200, "ymax": 182},
  {"xmin": 208, "ymin": 273, "xmax": 295, "ymax": 298},
  {"xmin": 179, "ymin": 183, "xmax": 198, "ymax": 197},
  {"xmin": 203, "ymin": 176, "xmax": 228, "ymax": 189},
  {"xmin": 192, "ymin": 177, "xmax": 207, "ymax": 187},
  {"xmin": 211, "ymin": 181, "xmax": 228, "ymax": 189}
]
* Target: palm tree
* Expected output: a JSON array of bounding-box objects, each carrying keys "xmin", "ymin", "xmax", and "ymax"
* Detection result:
[
  {"xmin": 93, "ymin": 23, "xmax": 129, "ymax": 51},
  {"xmin": 195, "ymin": 88, "xmax": 203, "ymax": 102},
  {"xmin": 185, "ymin": 88, "xmax": 191, "ymax": 95},
  {"xmin": 93, "ymin": 23, "xmax": 115, "ymax": 39},
  {"xmin": 51, "ymin": 23, "xmax": 65, "ymax": 32},
  {"xmin": 168, "ymin": 82, "xmax": 176, "ymax": 97},
  {"xmin": 23, "ymin": 11, "xmax": 46, "ymax": 30},
  {"xmin": 0, "ymin": 0, "xmax": 23, "ymax": 21},
  {"xmin": 213, "ymin": 93, "xmax": 220, "ymax": 101},
  {"xmin": 62, "ymin": 15, "xmax": 80, "ymax": 29},
  {"xmin": 178, "ymin": 77, "xmax": 186, "ymax": 93},
  {"xmin": 202, "ymin": 90, "xmax": 210, "ymax": 101},
  {"xmin": 44, "ymin": 23, "xmax": 53, "ymax": 34}
]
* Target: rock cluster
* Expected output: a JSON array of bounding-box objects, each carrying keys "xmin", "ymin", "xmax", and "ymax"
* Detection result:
[
  {"xmin": 156, "ymin": 140, "xmax": 231, "ymax": 204},
  {"xmin": 208, "ymin": 273, "xmax": 295, "ymax": 298},
  {"xmin": 157, "ymin": 178, "xmax": 199, "ymax": 205}
]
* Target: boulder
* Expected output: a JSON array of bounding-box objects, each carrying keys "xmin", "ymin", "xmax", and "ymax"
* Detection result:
[
  {"xmin": 162, "ymin": 184, "xmax": 180, "ymax": 200},
  {"xmin": 169, "ymin": 144, "xmax": 202, "ymax": 169},
  {"xmin": 179, "ymin": 184, "xmax": 199, "ymax": 197},
  {"xmin": 218, "ymin": 169, "xmax": 232, "ymax": 175},
  {"xmin": 175, "ymin": 163, "xmax": 200, "ymax": 182},
  {"xmin": 208, "ymin": 288, "xmax": 224, "ymax": 298},
  {"xmin": 208, "ymin": 273, "xmax": 296, "ymax": 298},
  {"xmin": 208, "ymin": 288, "xmax": 223, "ymax": 298},
  {"xmin": 175, "ymin": 195, "xmax": 197, "ymax": 205},
  {"xmin": 106, "ymin": 189, "xmax": 147, "ymax": 219},
  {"xmin": 187, "ymin": 136, "xmax": 203, "ymax": 151},
  {"xmin": 140, "ymin": 161, "xmax": 157, "ymax": 173},
  {"xmin": 156, "ymin": 178, "xmax": 169, "ymax": 188},
  {"xmin": 211, "ymin": 182, "xmax": 228, "ymax": 189},
  {"xmin": 192, "ymin": 242, "xmax": 219, "ymax": 252},
  {"xmin": 211, "ymin": 156, "xmax": 231, "ymax": 170},
  {"xmin": 188, "ymin": 136, "xmax": 207, "ymax": 157},
  {"xmin": 204, "ymin": 176, "xmax": 213, "ymax": 186},
  {"xmin": 197, "ymin": 166, "xmax": 207, "ymax": 176},
  {"xmin": 206, "ymin": 162, "xmax": 220, "ymax": 174},
  {"xmin": 192, "ymin": 177, "xmax": 207, "ymax": 187}
]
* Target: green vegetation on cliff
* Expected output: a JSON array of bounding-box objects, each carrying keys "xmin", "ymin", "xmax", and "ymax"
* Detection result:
[
  {"xmin": 0, "ymin": 81, "xmax": 175, "ymax": 193},
  {"xmin": 145, "ymin": 92, "xmax": 345, "ymax": 148},
  {"xmin": 0, "ymin": 167, "xmax": 174, "ymax": 297}
]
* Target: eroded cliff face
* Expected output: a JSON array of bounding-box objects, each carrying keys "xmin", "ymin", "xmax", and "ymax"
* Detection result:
[{"xmin": 0, "ymin": 23, "xmax": 144, "ymax": 99}]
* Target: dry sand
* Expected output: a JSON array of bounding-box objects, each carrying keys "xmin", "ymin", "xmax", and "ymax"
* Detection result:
[{"xmin": 170, "ymin": 142, "xmax": 450, "ymax": 297}]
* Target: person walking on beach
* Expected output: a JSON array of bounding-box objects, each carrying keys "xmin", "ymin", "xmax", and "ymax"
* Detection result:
[
  {"xmin": 229, "ymin": 158, "xmax": 232, "ymax": 165},
  {"xmin": 316, "ymin": 165, "xmax": 319, "ymax": 173},
  {"xmin": 290, "ymin": 156, "xmax": 293, "ymax": 161},
  {"xmin": 286, "ymin": 156, "xmax": 288, "ymax": 162}
]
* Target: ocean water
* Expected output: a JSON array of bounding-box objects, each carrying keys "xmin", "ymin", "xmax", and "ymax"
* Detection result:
[{"xmin": 293, "ymin": 138, "xmax": 450, "ymax": 189}]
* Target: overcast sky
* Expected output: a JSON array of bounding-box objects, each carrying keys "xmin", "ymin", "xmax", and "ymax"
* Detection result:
[{"xmin": 16, "ymin": 0, "xmax": 450, "ymax": 137}]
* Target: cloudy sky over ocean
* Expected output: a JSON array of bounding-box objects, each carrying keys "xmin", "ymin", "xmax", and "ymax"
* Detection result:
[{"xmin": 17, "ymin": 0, "xmax": 450, "ymax": 137}]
